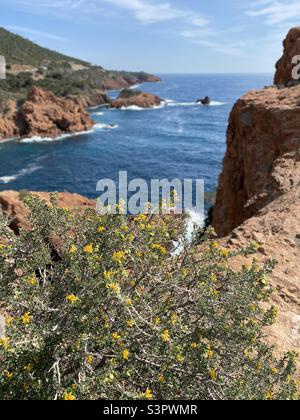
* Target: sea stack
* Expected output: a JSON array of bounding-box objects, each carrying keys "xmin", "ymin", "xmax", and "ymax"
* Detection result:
[{"xmin": 111, "ymin": 89, "xmax": 162, "ymax": 109}]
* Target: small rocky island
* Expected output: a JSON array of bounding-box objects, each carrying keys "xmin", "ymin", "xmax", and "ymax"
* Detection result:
[
  {"xmin": 196, "ymin": 96, "xmax": 211, "ymax": 105},
  {"xmin": 111, "ymin": 89, "xmax": 162, "ymax": 109}
]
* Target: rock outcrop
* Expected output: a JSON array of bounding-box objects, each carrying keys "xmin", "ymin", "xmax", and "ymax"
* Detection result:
[
  {"xmin": 74, "ymin": 90, "xmax": 112, "ymax": 108},
  {"xmin": 112, "ymin": 89, "xmax": 162, "ymax": 109},
  {"xmin": 0, "ymin": 87, "xmax": 95, "ymax": 141},
  {"xmin": 213, "ymin": 28, "xmax": 300, "ymax": 358},
  {"xmin": 0, "ymin": 99, "xmax": 20, "ymax": 139},
  {"xmin": 213, "ymin": 85, "xmax": 300, "ymax": 237},
  {"xmin": 18, "ymin": 87, "xmax": 94, "ymax": 138},
  {"xmin": 275, "ymin": 27, "xmax": 300, "ymax": 86},
  {"xmin": 0, "ymin": 190, "xmax": 95, "ymax": 233}
]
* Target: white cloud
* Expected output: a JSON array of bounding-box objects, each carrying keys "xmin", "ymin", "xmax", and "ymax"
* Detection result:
[
  {"xmin": 247, "ymin": 0, "xmax": 300, "ymax": 25},
  {"xmin": 3, "ymin": 25, "xmax": 68, "ymax": 42},
  {"xmin": 10, "ymin": 0, "xmax": 208, "ymax": 26}
]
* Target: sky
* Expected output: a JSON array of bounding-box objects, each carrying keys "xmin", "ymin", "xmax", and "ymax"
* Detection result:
[{"xmin": 0, "ymin": 0, "xmax": 299, "ymax": 73}]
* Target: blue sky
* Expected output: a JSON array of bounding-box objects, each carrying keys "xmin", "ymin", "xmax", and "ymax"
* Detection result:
[{"xmin": 0, "ymin": 0, "xmax": 299, "ymax": 73}]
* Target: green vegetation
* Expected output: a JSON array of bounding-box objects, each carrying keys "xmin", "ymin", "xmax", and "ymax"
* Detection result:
[
  {"xmin": 119, "ymin": 88, "xmax": 143, "ymax": 98},
  {"xmin": 0, "ymin": 195, "xmax": 298, "ymax": 400},
  {"xmin": 0, "ymin": 28, "xmax": 158, "ymax": 113},
  {"xmin": 0, "ymin": 28, "xmax": 87, "ymax": 67}
]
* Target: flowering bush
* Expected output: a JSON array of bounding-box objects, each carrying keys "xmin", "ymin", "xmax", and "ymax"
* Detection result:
[{"xmin": 0, "ymin": 195, "xmax": 298, "ymax": 400}]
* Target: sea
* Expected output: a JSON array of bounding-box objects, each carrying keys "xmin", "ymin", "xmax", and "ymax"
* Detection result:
[{"xmin": 0, "ymin": 74, "xmax": 272, "ymax": 207}]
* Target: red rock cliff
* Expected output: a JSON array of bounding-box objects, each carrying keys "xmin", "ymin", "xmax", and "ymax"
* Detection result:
[
  {"xmin": 0, "ymin": 87, "xmax": 95, "ymax": 141},
  {"xmin": 213, "ymin": 27, "xmax": 300, "ymax": 237},
  {"xmin": 213, "ymin": 29, "xmax": 300, "ymax": 356},
  {"xmin": 18, "ymin": 87, "xmax": 94, "ymax": 138},
  {"xmin": 275, "ymin": 27, "xmax": 300, "ymax": 86}
]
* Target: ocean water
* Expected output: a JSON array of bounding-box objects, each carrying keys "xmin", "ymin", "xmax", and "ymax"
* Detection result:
[{"xmin": 0, "ymin": 74, "xmax": 272, "ymax": 199}]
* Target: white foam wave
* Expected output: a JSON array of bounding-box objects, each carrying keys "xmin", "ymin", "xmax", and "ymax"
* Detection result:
[
  {"xmin": 0, "ymin": 163, "xmax": 42, "ymax": 184},
  {"xmin": 115, "ymin": 99, "xmax": 225, "ymax": 111},
  {"xmin": 20, "ymin": 129, "xmax": 95, "ymax": 144},
  {"xmin": 172, "ymin": 209, "xmax": 205, "ymax": 256},
  {"xmin": 209, "ymin": 101, "xmax": 226, "ymax": 106},
  {"xmin": 120, "ymin": 104, "xmax": 165, "ymax": 111},
  {"xmin": 166, "ymin": 100, "xmax": 225, "ymax": 108},
  {"xmin": 94, "ymin": 122, "xmax": 119, "ymax": 130},
  {"xmin": 92, "ymin": 111, "xmax": 104, "ymax": 116},
  {"xmin": 129, "ymin": 84, "xmax": 141, "ymax": 90}
]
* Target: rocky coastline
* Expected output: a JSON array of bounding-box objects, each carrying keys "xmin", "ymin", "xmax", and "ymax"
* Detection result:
[{"xmin": 0, "ymin": 85, "xmax": 162, "ymax": 142}]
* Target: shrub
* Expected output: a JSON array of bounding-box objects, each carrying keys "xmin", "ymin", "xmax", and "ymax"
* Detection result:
[
  {"xmin": 0, "ymin": 195, "xmax": 298, "ymax": 400},
  {"xmin": 118, "ymin": 89, "xmax": 143, "ymax": 99}
]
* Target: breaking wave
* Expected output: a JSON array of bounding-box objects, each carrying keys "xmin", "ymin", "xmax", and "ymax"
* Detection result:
[{"xmin": 0, "ymin": 163, "xmax": 42, "ymax": 184}]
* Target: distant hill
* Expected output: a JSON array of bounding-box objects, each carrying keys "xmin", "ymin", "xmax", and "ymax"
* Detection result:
[
  {"xmin": 0, "ymin": 27, "xmax": 160, "ymax": 112},
  {"xmin": 0, "ymin": 27, "xmax": 88, "ymax": 67}
]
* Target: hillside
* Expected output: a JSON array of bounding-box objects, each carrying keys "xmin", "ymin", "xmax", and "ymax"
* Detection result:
[
  {"xmin": 0, "ymin": 27, "xmax": 88, "ymax": 67},
  {"xmin": 0, "ymin": 27, "xmax": 160, "ymax": 112}
]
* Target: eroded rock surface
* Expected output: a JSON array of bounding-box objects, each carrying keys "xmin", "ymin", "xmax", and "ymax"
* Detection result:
[
  {"xmin": 0, "ymin": 190, "xmax": 95, "ymax": 233},
  {"xmin": 213, "ymin": 28, "xmax": 300, "ymax": 359}
]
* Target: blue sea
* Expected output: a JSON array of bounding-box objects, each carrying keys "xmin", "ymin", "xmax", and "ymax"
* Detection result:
[{"xmin": 0, "ymin": 74, "xmax": 272, "ymax": 199}]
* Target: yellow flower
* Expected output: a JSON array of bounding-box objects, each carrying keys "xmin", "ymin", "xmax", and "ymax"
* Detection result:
[
  {"xmin": 136, "ymin": 251, "xmax": 143, "ymax": 258},
  {"xmin": 144, "ymin": 388, "xmax": 153, "ymax": 400},
  {"xmin": 128, "ymin": 233, "xmax": 135, "ymax": 242},
  {"xmin": 112, "ymin": 332, "xmax": 121, "ymax": 341},
  {"xmin": 265, "ymin": 391, "xmax": 273, "ymax": 400},
  {"xmin": 151, "ymin": 244, "xmax": 167, "ymax": 255},
  {"xmin": 170, "ymin": 313, "xmax": 178, "ymax": 325},
  {"xmin": 191, "ymin": 342, "xmax": 198, "ymax": 349},
  {"xmin": 270, "ymin": 365, "xmax": 278, "ymax": 375},
  {"xmin": 66, "ymin": 294, "xmax": 79, "ymax": 304},
  {"xmin": 154, "ymin": 317, "xmax": 161, "ymax": 325},
  {"xmin": 177, "ymin": 354, "xmax": 184, "ymax": 364},
  {"xmin": 220, "ymin": 248, "xmax": 229, "ymax": 258},
  {"xmin": 161, "ymin": 330, "xmax": 170, "ymax": 343},
  {"xmin": 130, "ymin": 280, "xmax": 136, "ymax": 287},
  {"xmin": 126, "ymin": 319, "xmax": 135, "ymax": 328},
  {"xmin": 5, "ymin": 371, "xmax": 13, "ymax": 380},
  {"xmin": 97, "ymin": 226, "xmax": 105, "ymax": 233},
  {"xmin": 5, "ymin": 317, "xmax": 14, "ymax": 326},
  {"xmin": 23, "ymin": 383, "xmax": 30, "ymax": 391},
  {"xmin": 0, "ymin": 336, "xmax": 9, "ymax": 350},
  {"xmin": 205, "ymin": 350, "xmax": 214, "ymax": 359},
  {"xmin": 123, "ymin": 349, "xmax": 130, "ymax": 360},
  {"xmin": 21, "ymin": 312, "xmax": 32, "ymax": 325},
  {"xmin": 106, "ymin": 282, "xmax": 121, "ymax": 294},
  {"xmin": 137, "ymin": 214, "xmax": 147, "ymax": 222},
  {"xmin": 113, "ymin": 251, "xmax": 126, "ymax": 265},
  {"xmin": 64, "ymin": 392, "xmax": 76, "ymax": 401},
  {"xmin": 84, "ymin": 244, "xmax": 93, "ymax": 254},
  {"xmin": 210, "ymin": 273, "xmax": 218, "ymax": 282},
  {"xmin": 103, "ymin": 271, "xmax": 114, "ymax": 281},
  {"xmin": 23, "ymin": 363, "xmax": 33, "ymax": 372},
  {"xmin": 209, "ymin": 368, "xmax": 217, "ymax": 381},
  {"xmin": 28, "ymin": 276, "xmax": 38, "ymax": 286},
  {"xmin": 212, "ymin": 241, "xmax": 219, "ymax": 249},
  {"xmin": 126, "ymin": 298, "xmax": 133, "ymax": 306},
  {"xmin": 158, "ymin": 374, "xmax": 165, "ymax": 383},
  {"xmin": 69, "ymin": 245, "xmax": 77, "ymax": 255},
  {"xmin": 86, "ymin": 355, "xmax": 94, "ymax": 365}
]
